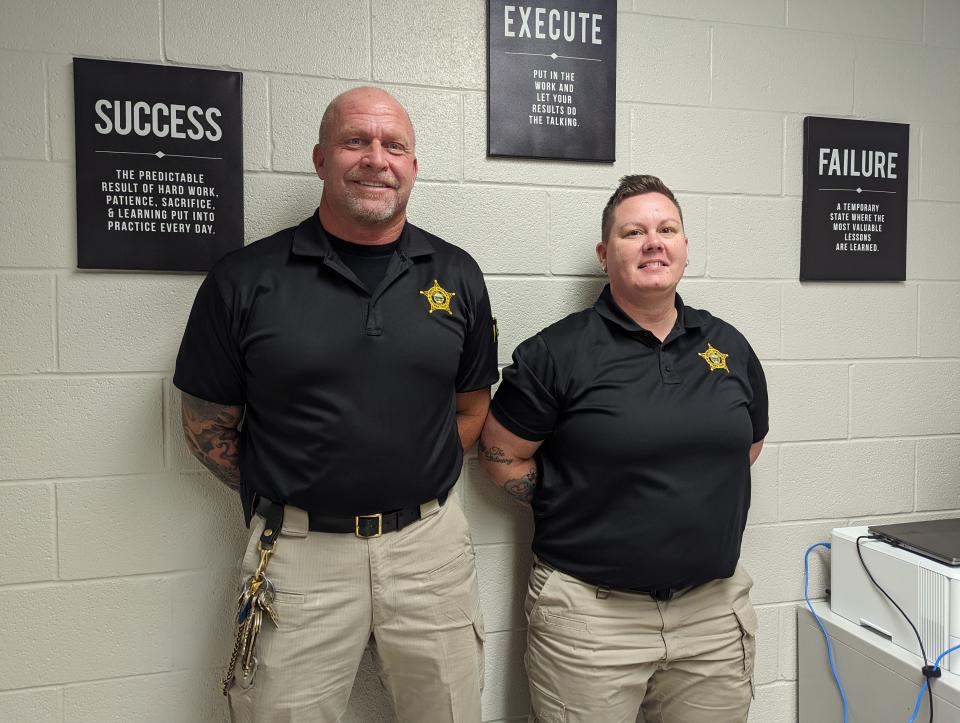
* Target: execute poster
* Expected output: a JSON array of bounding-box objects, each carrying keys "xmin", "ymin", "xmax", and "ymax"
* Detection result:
[
  {"xmin": 73, "ymin": 58, "xmax": 243, "ymax": 272},
  {"xmin": 800, "ymin": 116, "xmax": 909, "ymax": 281},
  {"xmin": 487, "ymin": 0, "xmax": 616, "ymax": 161}
]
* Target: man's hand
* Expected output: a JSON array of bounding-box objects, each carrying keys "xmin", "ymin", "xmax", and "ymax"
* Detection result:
[{"xmin": 181, "ymin": 391, "xmax": 244, "ymax": 491}]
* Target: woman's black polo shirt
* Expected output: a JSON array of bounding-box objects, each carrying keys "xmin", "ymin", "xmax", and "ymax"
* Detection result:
[
  {"xmin": 491, "ymin": 286, "xmax": 768, "ymax": 591},
  {"xmin": 174, "ymin": 214, "xmax": 498, "ymax": 519}
]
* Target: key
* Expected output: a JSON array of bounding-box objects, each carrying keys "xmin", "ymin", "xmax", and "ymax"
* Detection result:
[
  {"xmin": 242, "ymin": 607, "xmax": 262, "ymax": 674},
  {"xmin": 257, "ymin": 582, "xmax": 280, "ymax": 627}
]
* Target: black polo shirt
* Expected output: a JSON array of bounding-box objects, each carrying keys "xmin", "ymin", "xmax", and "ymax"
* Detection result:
[
  {"xmin": 491, "ymin": 286, "xmax": 768, "ymax": 591},
  {"xmin": 174, "ymin": 213, "xmax": 498, "ymax": 520}
]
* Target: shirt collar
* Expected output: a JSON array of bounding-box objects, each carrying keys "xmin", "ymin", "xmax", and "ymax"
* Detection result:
[
  {"xmin": 593, "ymin": 284, "xmax": 703, "ymax": 335},
  {"xmin": 291, "ymin": 210, "xmax": 435, "ymax": 259}
]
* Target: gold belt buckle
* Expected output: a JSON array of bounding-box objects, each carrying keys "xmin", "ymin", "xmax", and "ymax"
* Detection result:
[{"xmin": 355, "ymin": 513, "xmax": 383, "ymax": 538}]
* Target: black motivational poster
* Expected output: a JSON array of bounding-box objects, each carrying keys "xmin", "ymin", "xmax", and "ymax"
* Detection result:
[
  {"xmin": 487, "ymin": 0, "xmax": 616, "ymax": 161},
  {"xmin": 800, "ymin": 117, "xmax": 909, "ymax": 281},
  {"xmin": 73, "ymin": 58, "xmax": 243, "ymax": 272}
]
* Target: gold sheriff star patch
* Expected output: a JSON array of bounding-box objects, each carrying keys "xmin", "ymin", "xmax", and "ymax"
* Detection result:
[
  {"xmin": 419, "ymin": 279, "xmax": 456, "ymax": 315},
  {"xmin": 698, "ymin": 342, "xmax": 730, "ymax": 373}
]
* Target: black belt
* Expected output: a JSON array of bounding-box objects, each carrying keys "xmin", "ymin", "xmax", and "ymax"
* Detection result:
[
  {"xmin": 256, "ymin": 491, "xmax": 448, "ymax": 539},
  {"xmin": 596, "ymin": 584, "xmax": 695, "ymax": 601}
]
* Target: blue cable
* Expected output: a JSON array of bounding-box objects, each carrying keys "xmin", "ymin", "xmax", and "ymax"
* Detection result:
[
  {"xmin": 907, "ymin": 642, "xmax": 960, "ymax": 723},
  {"xmin": 805, "ymin": 541, "xmax": 849, "ymax": 723}
]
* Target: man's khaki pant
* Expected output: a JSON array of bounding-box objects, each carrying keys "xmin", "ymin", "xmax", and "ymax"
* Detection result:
[
  {"xmin": 524, "ymin": 558, "xmax": 758, "ymax": 723},
  {"xmin": 227, "ymin": 498, "xmax": 484, "ymax": 723}
]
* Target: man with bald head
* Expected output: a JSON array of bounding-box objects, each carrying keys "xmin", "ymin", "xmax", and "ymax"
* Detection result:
[{"xmin": 175, "ymin": 87, "xmax": 496, "ymax": 721}]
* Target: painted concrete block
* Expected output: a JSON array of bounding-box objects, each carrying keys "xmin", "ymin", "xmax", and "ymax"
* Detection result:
[
  {"xmin": 165, "ymin": 0, "xmax": 368, "ymax": 77},
  {"xmin": 781, "ymin": 283, "xmax": 917, "ymax": 359},
  {"xmin": 618, "ymin": 14, "xmax": 710, "ymax": 105},
  {"xmin": 0, "ymin": 273, "xmax": 55, "ymax": 374},
  {"xmin": 243, "ymin": 173, "xmax": 319, "ymax": 245},
  {"xmin": 372, "ymin": 0, "xmax": 485, "ymax": 89},
  {"xmin": 57, "ymin": 472, "xmax": 246, "ymax": 578},
  {"xmin": 676, "ymin": 280, "xmax": 782, "ymax": 361},
  {"xmin": 0, "ymin": 688, "xmax": 61, "ymax": 722},
  {"xmin": 62, "ymin": 669, "xmax": 228, "ymax": 722},
  {"xmin": 0, "ymin": 483, "xmax": 56, "ymax": 584},
  {"xmin": 476, "ymin": 543, "xmax": 533, "ymax": 634},
  {"xmin": 778, "ymin": 440, "xmax": 915, "ymax": 519},
  {"xmin": 740, "ymin": 520, "xmax": 839, "ymax": 604},
  {"xmin": 919, "ymin": 284, "xmax": 960, "ymax": 357},
  {"xmin": 0, "ymin": 578, "xmax": 171, "ymax": 688},
  {"xmin": 627, "ymin": 0, "xmax": 784, "ymax": 26},
  {"xmin": 0, "ymin": 377, "xmax": 163, "ymax": 480},
  {"xmin": 713, "ymin": 25, "xmax": 854, "ymax": 114},
  {"xmin": 482, "ymin": 630, "xmax": 529, "ymax": 721},
  {"xmin": 925, "ymin": 0, "xmax": 960, "ymax": 49},
  {"xmin": 916, "ymin": 437, "xmax": 960, "ymax": 512},
  {"xmin": 58, "ymin": 275, "xmax": 200, "ymax": 372},
  {"xmin": 0, "ymin": 0, "xmax": 160, "ymax": 58},
  {"xmin": 787, "ymin": 0, "xmax": 922, "ymax": 41},
  {"xmin": 0, "ymin": 51, "xmax": 46, "ymax": 160},
  {"xmin": 407, "ymin": 183, "xmax": 549, "ymax": 274},
  {"xmin": 851, "ymin": 361, "xmax": 960, "ymax": 437},
  {"xmin": 0, "ymin": 160, "xmax": 74, "ymax": 267},
  {"xmin": 922, "ymin": 124, "xmax": 960, "ymax": 203},
  {"xmin": 748, "ymin": 444, "xmax": 779, "ymax": 526},
  {"xmin": 486, "ymin": 277, "xmax": 605, "ymax": 365},
  {"xmin": 630, "ymin": 105, "xmax": 782, "ymax": 195},
  {"xmin": 907, "ymin": 202, "xmax": 960, "ymax": 280},
  {"xmin": 855, "ymin": 40, "xmax": 960, "ymax": 123},
  {"xmin": 763, "ymin": 363, "xmax": 849, "ymax": 443},
  {"xmin": 708, "ymin": 196, "xmax": 801, "ymax": 278}
]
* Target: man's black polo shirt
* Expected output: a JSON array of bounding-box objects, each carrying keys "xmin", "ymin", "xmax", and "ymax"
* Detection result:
[
  {"xmin": 491, "ymin": 286, "xmax": 768, "ymax": 591},
  {"xmin": 174, "ymin": 213, "xmax": 498, "ymax": 520}
]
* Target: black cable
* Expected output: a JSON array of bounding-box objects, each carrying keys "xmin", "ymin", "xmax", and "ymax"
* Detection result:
[{"xmin": 856, "ymin": 535, "xmax": 935, "ymax": 723}]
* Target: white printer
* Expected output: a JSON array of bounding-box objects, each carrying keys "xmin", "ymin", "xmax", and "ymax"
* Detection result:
[{"xmin": 831, "ymin": 525, "xmax": 960, "ymax": 673}]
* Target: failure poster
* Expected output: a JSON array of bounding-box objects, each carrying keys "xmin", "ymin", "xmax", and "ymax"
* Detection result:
[{"xmin": 801, "ymin": 116, "xmax": 909, "ymax": 281}]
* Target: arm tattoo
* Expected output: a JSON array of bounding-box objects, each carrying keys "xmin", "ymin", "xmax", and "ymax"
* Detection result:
[
  {"xmin": 478, "ymin": 439, "xmax": 514, "ymax": 465},
  {"xmin": 181, "ymin": 394, "xmax": 243, "ymax": 492},
  {"xmin": 502, "ymin": 468, "xmax": 537, "ymax": 505}
]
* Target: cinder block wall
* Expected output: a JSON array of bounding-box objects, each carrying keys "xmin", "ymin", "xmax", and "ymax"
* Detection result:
[{"xmin": 1, "ymin": 1, "xmax": 959, "ymax": 721}]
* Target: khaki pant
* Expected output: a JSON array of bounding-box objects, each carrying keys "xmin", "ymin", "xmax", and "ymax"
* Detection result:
[
  {"xmin": 228, "ymin": 498, "xmax": 485, "ymax": 723},
  {"xmin": 524, "ymin": 559, "xmax": 757, "ymax": 723}
]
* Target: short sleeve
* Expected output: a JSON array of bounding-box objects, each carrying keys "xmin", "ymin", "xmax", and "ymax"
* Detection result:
[
  {"xmin": 746, "ymin": 346, "xmax": 768, "ymax": 443},
  {"xmin": 173, "ymin": 273, "xmax": 246, "ymax": 405},
  {"xmin": 489, "ymin": 334, "xmax": 560, "ymax": 441},
  {"xmin": 454, "ymin": 280, "xmax": 499, "ymax": 392}
]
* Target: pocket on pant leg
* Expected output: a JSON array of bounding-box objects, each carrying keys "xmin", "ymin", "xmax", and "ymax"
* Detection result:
[
  {"xmin": 529, "ymin": 679, "xmax": 566, "ymax": 723},
  {"xmin": 427, "ymin": 542, "xmax": 481, "ymax": 627},
  {"xmin": 732, "ymin": 596, "xmax": 759, "ymax": 695}
]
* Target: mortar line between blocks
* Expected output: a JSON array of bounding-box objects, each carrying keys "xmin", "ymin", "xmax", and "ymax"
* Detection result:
[
  {"xmin": 159, "ymin": 0, "xmax": 166, "ymax": 61},
  {"xmin": 52, "ymin": 273, "xmax": 60, "ymax": 371},
  {"xmin": 43, "ymin": 57, "xmax": 51, "ymax": 162}
]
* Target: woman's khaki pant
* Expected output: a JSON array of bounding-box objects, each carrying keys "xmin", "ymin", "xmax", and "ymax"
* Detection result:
[{"xmin": 525, "ymin": 558, "xmax": 757, "ymax": 723}]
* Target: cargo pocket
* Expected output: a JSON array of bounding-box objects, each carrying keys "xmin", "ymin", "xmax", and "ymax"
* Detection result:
[
  {"xmin": 530, "ymin": 679, "xmax": 566, "ymax": 723},
  {"xmin": 733, "ymin": 596, "xmax": 759, "ymax": 697}
]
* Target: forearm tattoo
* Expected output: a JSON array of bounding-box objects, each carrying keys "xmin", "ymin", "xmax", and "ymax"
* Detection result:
[
  {"xmin": 181, "ymin": 394, "xmax": 243, "ymax": 491},
  {"xmin": 503, "ymin": 468, "xmax": 537, "ymax": 505},
  {"xmin": 478, "ymin": 439, "xmax": 513, "ymax": 465}
]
